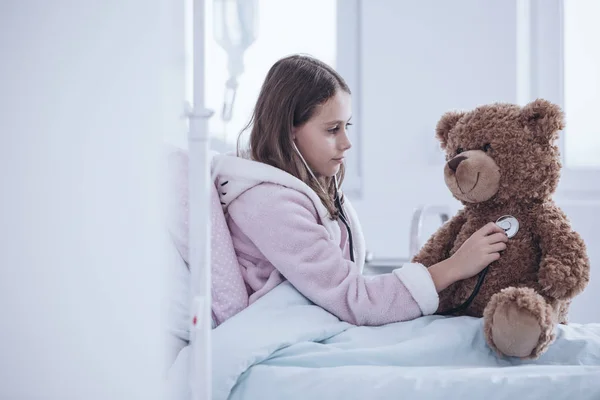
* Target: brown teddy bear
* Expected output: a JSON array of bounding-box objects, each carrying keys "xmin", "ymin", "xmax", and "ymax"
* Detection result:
[{"xmin": 412, "ymin": 99, "xmax": 590, "ymax": 359}]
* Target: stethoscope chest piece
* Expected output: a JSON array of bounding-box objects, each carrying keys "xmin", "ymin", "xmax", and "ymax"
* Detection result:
[
  {"xmin": 440, "ymin": 214, "xmax": 520, "ymax": 316},
  {"xmin": 496, "ymin": 215, "xmax": 519, "ymax": 238}
]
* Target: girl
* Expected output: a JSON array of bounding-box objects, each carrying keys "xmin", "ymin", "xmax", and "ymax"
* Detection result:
[{"xmin": 213, "ymin": 54, "xmax": 507, "ymax": 326}]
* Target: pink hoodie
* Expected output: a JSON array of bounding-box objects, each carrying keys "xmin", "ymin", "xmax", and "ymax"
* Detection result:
[{"xmin": 213, "ymin": 154, "xmax": 439, "ymax": 326}]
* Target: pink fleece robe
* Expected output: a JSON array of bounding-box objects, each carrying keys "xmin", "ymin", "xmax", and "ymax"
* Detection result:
[{"xmin": 214, "ymin": 154, "xmax": 439, "ymax": 326}]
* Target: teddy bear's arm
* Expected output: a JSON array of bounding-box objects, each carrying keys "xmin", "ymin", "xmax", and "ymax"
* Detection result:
[
  {"xmin": 536, "ymin": 206, "xmax": 590, "ymax": 300},
  {"xmin": 411, "ymin": 211, "xmax": 466, "ymax": 268}
]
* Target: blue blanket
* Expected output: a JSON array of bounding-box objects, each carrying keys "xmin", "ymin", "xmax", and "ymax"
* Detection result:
[{"xmin": 213, "ymin": 282, "xmax": 600, "ymax": 400}]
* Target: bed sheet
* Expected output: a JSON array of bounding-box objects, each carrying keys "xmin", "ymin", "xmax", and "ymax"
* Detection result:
[{"xmin": 213, "ymin": 281, "xmax": 600, "ymax": 400}]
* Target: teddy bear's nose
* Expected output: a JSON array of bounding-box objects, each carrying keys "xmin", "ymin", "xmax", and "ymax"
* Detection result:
[{"xmin": 448, "ymin": 155, "xmax": 467, "ymax": 172}]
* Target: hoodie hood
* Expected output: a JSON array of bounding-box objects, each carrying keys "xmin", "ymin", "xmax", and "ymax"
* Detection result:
[
  {"xmin": 212, "ymin": 153, "xmax": 334, "ymax": 219},
  {"xmin": 211, "ymin": 152, "xmax": 366, "ymax": 269}
]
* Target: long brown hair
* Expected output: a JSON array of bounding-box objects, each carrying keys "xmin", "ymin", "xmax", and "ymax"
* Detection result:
[{"xmin": 237, "ymin": 54, "xmax": 351, "ymax": 219}]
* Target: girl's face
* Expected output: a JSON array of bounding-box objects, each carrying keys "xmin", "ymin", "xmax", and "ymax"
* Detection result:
[{"xmin": 293, "ymin": 91, "xmax": 353, "ymax": 178}]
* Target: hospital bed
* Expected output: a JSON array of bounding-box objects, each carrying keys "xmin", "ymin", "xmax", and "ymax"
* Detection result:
[
  {"xmin": 165, "ymin": 3, "xmax": 600, "ymax": 398},
  {"xmin": 164, "ymin": 142, "xmax": 600, "ymax": 400}
]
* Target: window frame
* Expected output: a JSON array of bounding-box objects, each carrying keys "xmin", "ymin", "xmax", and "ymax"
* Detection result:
[
  {"xmin": 336, "ymin": 0, "xmax": 363, "ymax": 198},
  {"xmin": 520, "ymin": 0, "xmax": 600, "ymax": 202}
]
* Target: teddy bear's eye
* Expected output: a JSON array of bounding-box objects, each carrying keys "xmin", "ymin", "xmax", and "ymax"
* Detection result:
[
  {"xmin": 483, "ymin": 143, "xmax": 492, "ymax": 152},
  {"xmin": 456, "ymin": 147, "xmax": 464, "ymax": 155}
]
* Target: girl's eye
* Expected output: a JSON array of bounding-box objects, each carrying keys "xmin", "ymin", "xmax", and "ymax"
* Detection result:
[
  {"xmin": 483, "ymin": 143, "xmax": 492, "ymax": 152},
  {"xmin": 456, "ymin": 147, "xmax": 464, "ymax": 154},
  {"xmin": 328, "ymin": 122, "xmax": 352, "ymax": 133}
]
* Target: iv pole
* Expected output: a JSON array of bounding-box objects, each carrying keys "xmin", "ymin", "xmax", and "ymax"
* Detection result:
[
  {"xmin": 185, "ymin": 1, "xmax": 257, "ymax": 398},
  {"xmin": 186, "ymin": 0, "xmax": 213, "ymax": 399}
]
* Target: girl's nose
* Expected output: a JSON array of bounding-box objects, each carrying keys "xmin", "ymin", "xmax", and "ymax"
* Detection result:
[{"xmin": 340, "ymin": 132, "xmax": 352, "ymax": 151}]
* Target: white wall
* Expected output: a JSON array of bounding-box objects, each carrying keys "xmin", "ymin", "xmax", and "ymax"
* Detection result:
[
  {"xmin": 353, "ymin": 0, "xmax": 517, "ymax": 257},
  {"xmin": 559, "ymin": 203, "xmax": 600, "ymax": 323},
  {"xmin": 351, "ymin": 0, "xmax": 599, "ymax": 323},
  {"xmin": 0, "ymin": 1, "xmax": 175, "ymax": 398}
]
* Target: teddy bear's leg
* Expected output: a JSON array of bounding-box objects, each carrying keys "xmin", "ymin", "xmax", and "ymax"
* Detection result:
[{"xmin": 483, "ymin": 287, "xmax": 556, "ymax": 359}]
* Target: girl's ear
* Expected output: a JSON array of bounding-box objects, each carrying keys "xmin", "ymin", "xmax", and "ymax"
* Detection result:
[{"xmin": 291, "ymin": 126, "xmax": 297, "ymax": 141}]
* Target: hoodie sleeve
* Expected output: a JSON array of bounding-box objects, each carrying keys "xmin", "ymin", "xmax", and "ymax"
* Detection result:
[{"xmin": 227, "ymin": 183, "xmax": 439, "ymax": 326}]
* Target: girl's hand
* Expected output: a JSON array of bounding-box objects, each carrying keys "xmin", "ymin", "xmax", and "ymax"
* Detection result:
[
  {"xmin": 449, "ymin": 222, "xmax": 508, "ymax": 281},
  {"xmin": 428, "ymin": 222, "xmax": 507, "ymax": 292}
]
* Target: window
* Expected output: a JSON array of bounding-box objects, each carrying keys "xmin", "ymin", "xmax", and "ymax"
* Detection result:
[
  {"xmin": 519, "ymin": 0, "xmax": 600, "ymax": 197},
  {"xmin": 182, "ymin": 0, "xmax": 362, "ymax": 196},
  {"xmin": 563, "ymin": 0, "xmax": 600, "ymax": 168},
  {"xmin": 189, "ymin": 0, "xmax": 338, "ymax": 148}
]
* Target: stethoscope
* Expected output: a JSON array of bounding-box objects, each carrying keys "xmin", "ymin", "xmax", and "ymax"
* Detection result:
[
  {"xmin": 337, "ymin": 182, "xmax": 521, "ymax": 311},
  {"xmin": 438, "ymin": 215, "xmax": 519, "ymax": 315},
  {"xmin": 336, "ymin": 160, "xmax": 518, "ymax": 311},
  {"xmin": 335, "ymin": 189, "xmax": 355, "ymax": 262},
  {"xmin": 292, "ymin": 140, "xmax": 357, "ymax": 262}
]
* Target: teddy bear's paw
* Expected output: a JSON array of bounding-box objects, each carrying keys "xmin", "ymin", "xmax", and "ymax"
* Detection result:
[
  {"xmin": 539, "ymin": 256, "xmax": 588, "ymax": 300},
  {"xmin": 490, "ymin": 301, "xmax": 541, "ymax": 358},
  {"xmin": 483, "ymin": 287, "xmax": 555, "ymax": 359}
]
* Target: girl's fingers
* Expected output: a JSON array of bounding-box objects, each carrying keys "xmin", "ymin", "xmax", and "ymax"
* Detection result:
[
  {"xmin": 479, "ymin": 222, "xmax": 506, "ymax": 236},
  {"xmin": 486, "ymin": 232, "xmax": 509, "ymax": 244},
  {"xmin": 486, "ymin": 252, "xmax": 501, "ymax": 263},
  {"xmin": 489, "ymin": 242, "xmax": 507, "ymax": 253}
]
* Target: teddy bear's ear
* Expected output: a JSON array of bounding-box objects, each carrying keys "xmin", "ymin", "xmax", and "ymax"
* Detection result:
[
  {"xmin": 435, "ymin": 111, "xmax": 465, "ymax": 150},
  {"xmin": 520, "ymin": 99, "xmax": 565, "ymax": 143}
]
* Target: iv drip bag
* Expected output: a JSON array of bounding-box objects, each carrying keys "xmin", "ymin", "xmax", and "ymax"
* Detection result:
[{"xmin": 213, "ymin": 0, "xmax": 259, "ymax": 121}]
